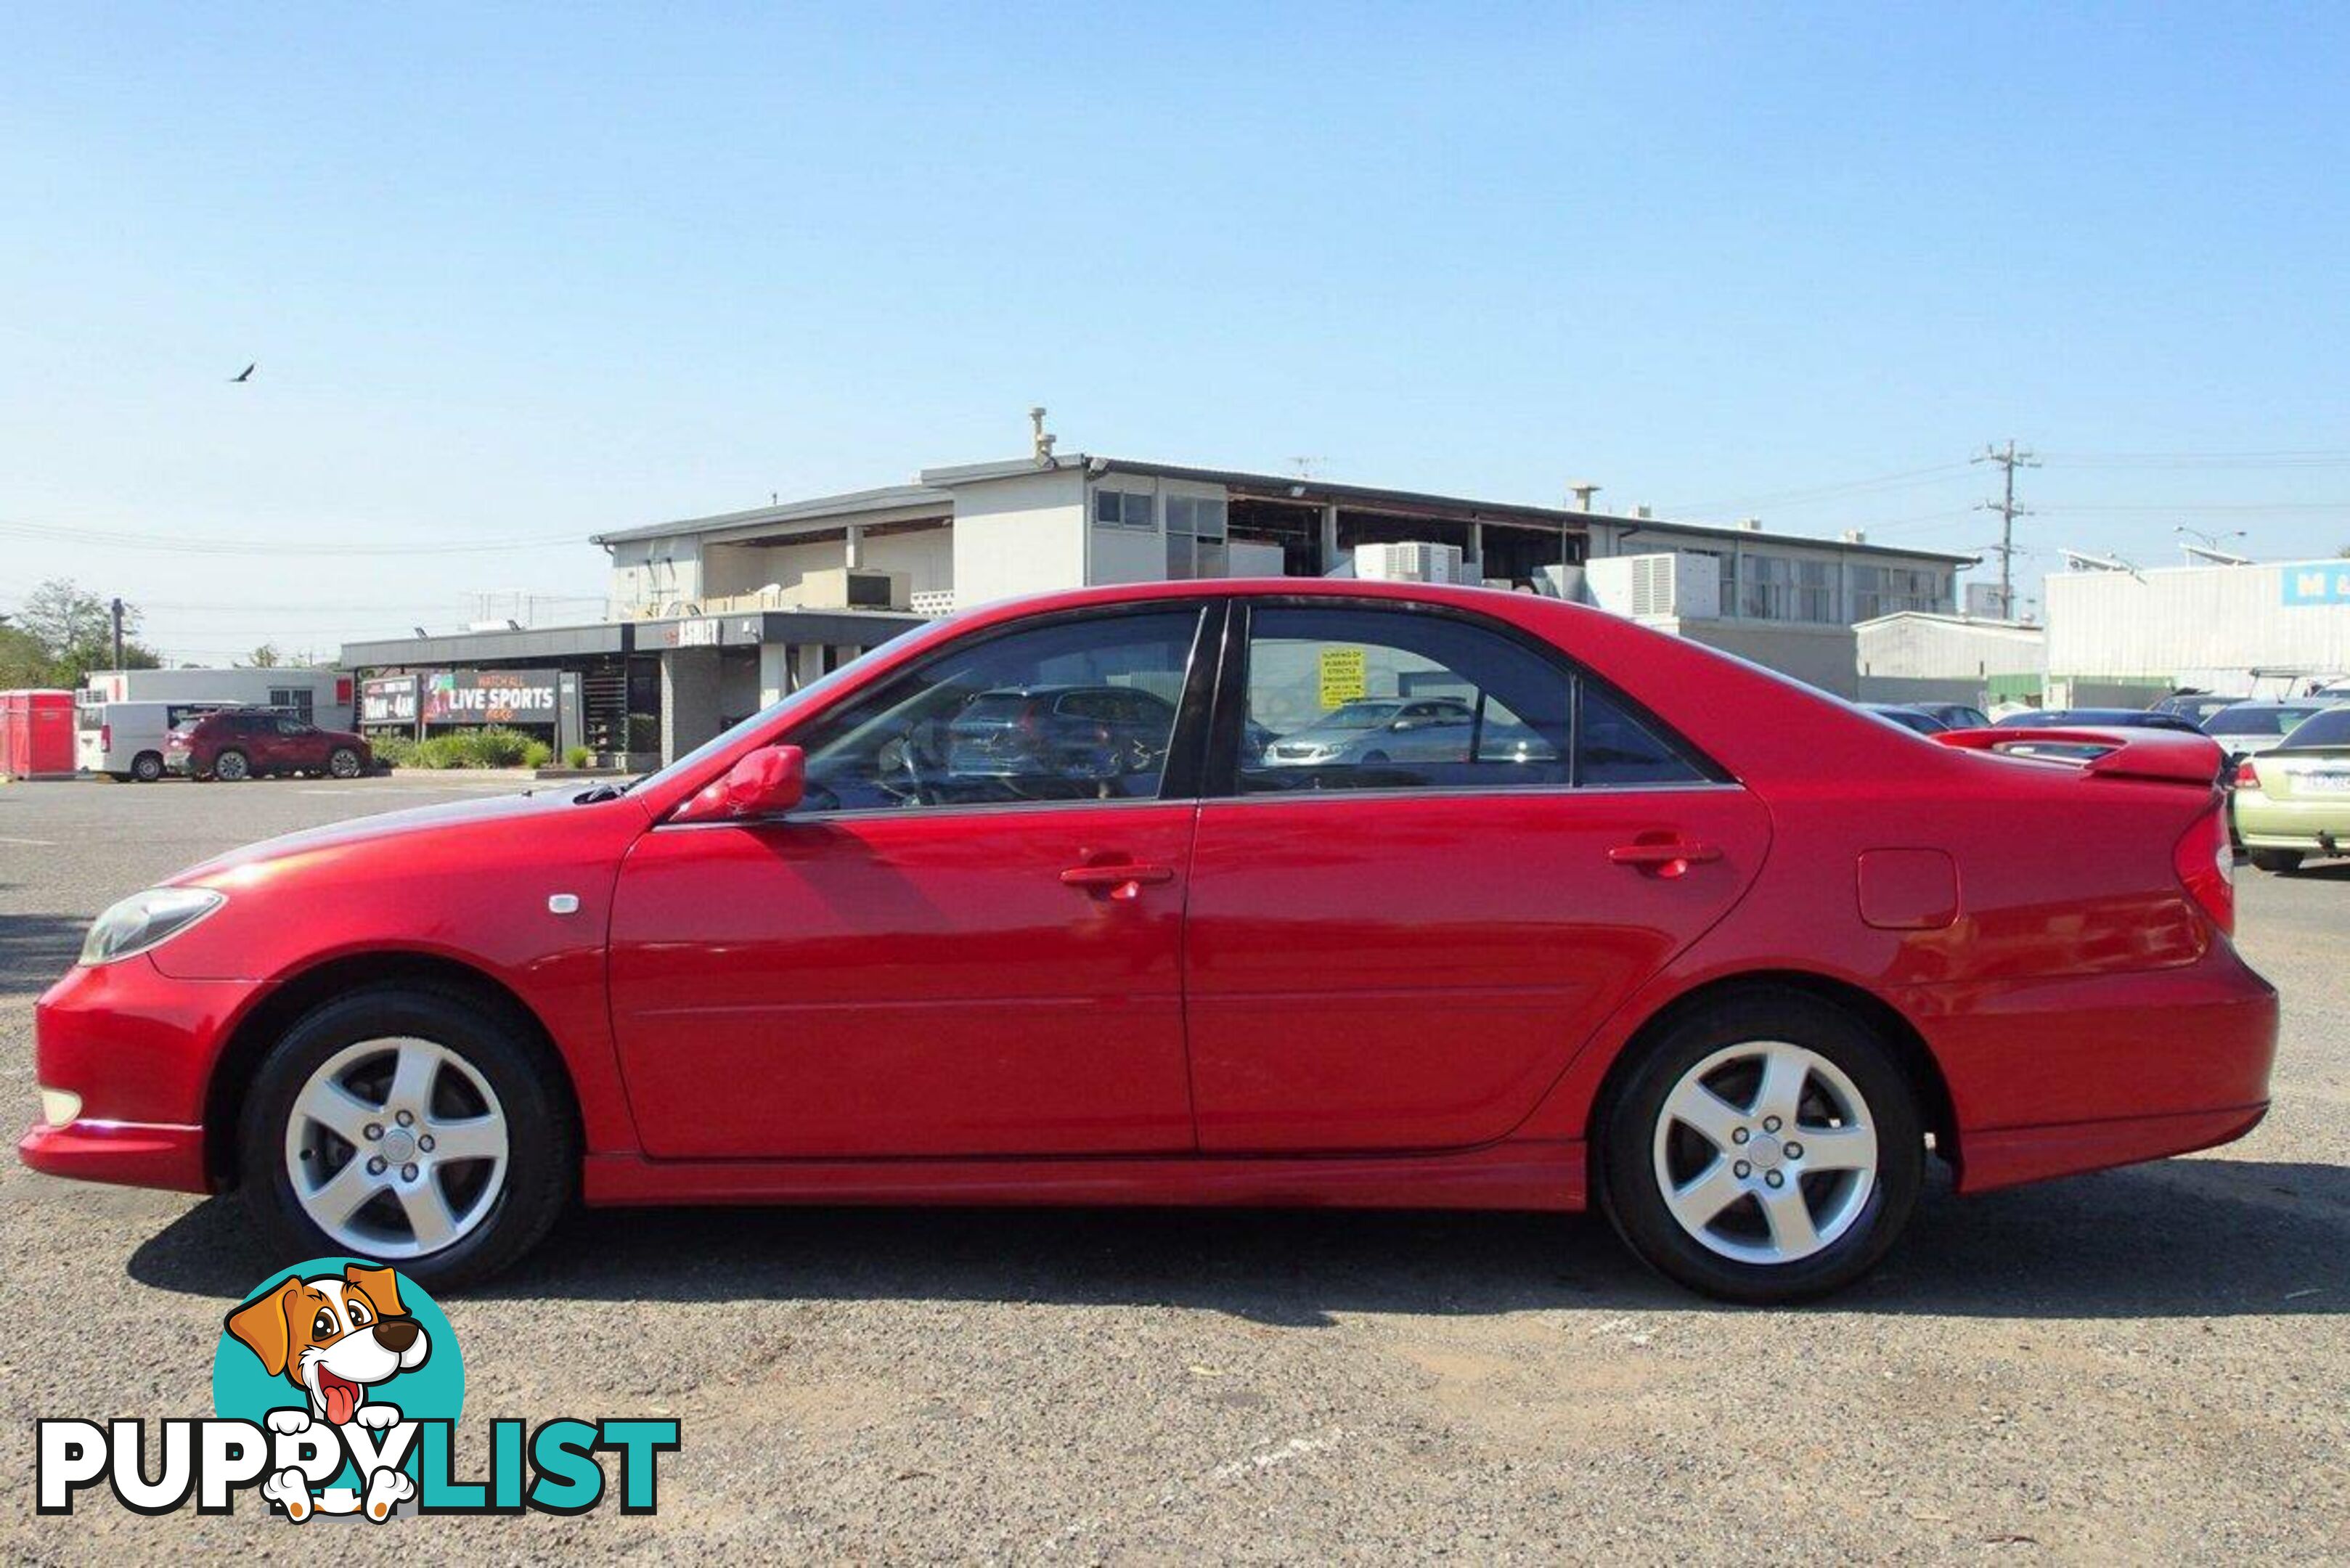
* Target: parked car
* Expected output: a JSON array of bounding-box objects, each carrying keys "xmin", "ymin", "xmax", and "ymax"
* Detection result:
[
  {"xmin": 2201, "ymin": 701, "xmax": 2335, "ymax": 764},
  {"xmin": 1911, "ymin": 703, "xmax": 1991, "ymax": 730},
  {"xmin": 2229, "ymin": 706, "xmax": 2350, "ymax": 873},
  {"xmin": 1861, "ymin": 704, "xmax": 1949, "ymax": 735},
  {"xmin": 942, "ymin": 684, "xmax": 1178, "ymax": 791},
  {"xmin": 74, "ymin": 698, "xmax": 230, "ymax": 782},
  {"xmin": 163, "ymin": 708, "xmax": 372, "ymax": 782},
  {"xmin": 1993, "ymin": 707, "xmax": 2208, "ymax": 735},
  {"xmin": 23, "ymin": 581, "xmax": 2273, "ymax": 1304},
  {"xmin": 1259, "ymin": 696, "xmax": 1558, "ymax": 770},
  {"xmin": 2150, "ymin": 693, "xmax": 2244, "ymax": 727}
]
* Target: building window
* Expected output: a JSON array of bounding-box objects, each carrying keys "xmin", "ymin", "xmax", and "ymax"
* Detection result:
[
  {"xmin": 1798, "ymin": 560, "xmax": 1834, "ymax": 622},
  {"xmin": 1852, "ymin": 565, "xmax": 1944, "ymax": 620},
  {"xmin": 1093, "ymin": 489, "xmax": 1156, "ymax": 531},
  {"xmin": 1164, "ymin": 496, "xmax": 1228, "ymax": 580}
]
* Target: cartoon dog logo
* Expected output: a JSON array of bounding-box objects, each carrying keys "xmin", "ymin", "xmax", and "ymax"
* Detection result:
[{"xmin": 224, "ymin": 1262, "xmax": 431, "ymax": 1521}]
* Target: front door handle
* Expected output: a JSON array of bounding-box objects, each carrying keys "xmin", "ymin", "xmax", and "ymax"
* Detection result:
[
  {"xmin": 1060, "ymin": 863, "xmax": 1176, "ymax": 900},
  {"xmin": 1608, "ymin": 840, "xmax": 1722, "ymax": 878}
]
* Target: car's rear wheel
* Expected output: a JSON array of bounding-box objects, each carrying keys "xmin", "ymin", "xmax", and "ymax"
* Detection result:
[
  {"xmin": 238, "ymin": 986, "xmax": 574, "ymax": 1290},
  {"xmin": 2248, "ymin": 849, "xmax": 2304, "ymax": 875},
  {"xmin": 131, "ymin": 751, "xmax": 164, "ymax": 783},
  {"xmin": 1601, "ymin": 991, "xmax": 1922, "ymax": 1304},
  {"xmin": 327, "ymin": 746, "xmax": 362, "ymax": 779},
  {"xmin": 213, "ymin": 748, "xmax": 251, "ymax": 782}
]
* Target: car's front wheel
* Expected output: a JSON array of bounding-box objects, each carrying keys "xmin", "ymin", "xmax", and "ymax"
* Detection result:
[
  {"xmin": 238, "ymin": 985, "xmax": 574, "ymax": 1290},
  {"xmin": 1601, "ymin": 992, "xmax": 1922, "ymax": 1304},
  {"xmin": 327, "ymin": 746, "xmax": 363, "ymax": 779}
]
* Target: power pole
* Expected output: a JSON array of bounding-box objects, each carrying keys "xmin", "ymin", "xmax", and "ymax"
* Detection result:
[
  {"xmin": 1972, "ymin": 441, "xmax": 2039, "ymax": 618},
  {"xmin": 110, "ymin": 597, "xmax": 125, "ymax": 670}
]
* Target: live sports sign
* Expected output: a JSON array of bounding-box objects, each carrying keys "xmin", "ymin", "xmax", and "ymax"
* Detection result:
[{"xmin": 422, "ymin": 670, "xmax": 560, "ymax": 725}]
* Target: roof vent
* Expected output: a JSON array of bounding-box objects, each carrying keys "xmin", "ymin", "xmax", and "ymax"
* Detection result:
[
  {"xmin": 1633, "ymin": 505, "xmax": 1653, "ymax": 519},
  {"xmin": 1568, "ymin": 481, "xmax": 1601, "ymax": 512},
  {"xmin": 1737, "ymin": 517, "xmax": 1763, "ymax": 531},
  {"xmin": 1029, "ymin": 406, "xmax": 1056, "ymax": 465},
  {"xmin": 1842, "ymin": 528, "xmax": 1866, "ymax": 543}
]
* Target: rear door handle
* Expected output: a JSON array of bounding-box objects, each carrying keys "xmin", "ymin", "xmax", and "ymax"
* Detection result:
[
  {"xmin": 1609, "ymin": 840, "xmax": 1722, "ymax": 878},
  {"xmin": 1060, "ymin": 863, "xmax": 1176, "ymax": 899}
]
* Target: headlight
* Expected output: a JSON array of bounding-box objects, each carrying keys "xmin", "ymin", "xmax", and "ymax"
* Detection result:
[{"xmin": 79, "ymin": 887, "xmax": 226, "ymax": 966}]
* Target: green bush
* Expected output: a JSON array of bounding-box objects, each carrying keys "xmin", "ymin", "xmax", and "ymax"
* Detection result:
[
  {"xmin": 377, "ymin": 727, "xmax": 552, "ymax": 769},
  {"xmin": 564, "ymin": 744, "xmax": 594, "ymax": 769}
]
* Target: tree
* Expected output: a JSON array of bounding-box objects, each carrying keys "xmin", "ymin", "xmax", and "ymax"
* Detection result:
[
  {"xmin": 13, "ymin": 578, "xmax": 160, "ymax": 686},
  {"xmin": 244, "ymin": 642, "xmax": 282, "ymax": 669},
  {"xmin": 0, "ymin": 626, "xmax": 51, "ymax": 688}
]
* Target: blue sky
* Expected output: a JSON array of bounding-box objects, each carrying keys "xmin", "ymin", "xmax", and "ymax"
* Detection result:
[{"xmin": 4, "ymin": 4, "xmax": 2346, "ymax": 659}]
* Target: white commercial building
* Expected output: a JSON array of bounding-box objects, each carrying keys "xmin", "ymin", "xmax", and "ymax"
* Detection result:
[
  {"xmin": 2044, "ymin": 557, "xmax": 2350, "ymax": 701},
  {"xmin": 348, "ymin": 445, "xmax": 1970, "ymax": 761},
  {"xmin": 1855, "ymin": 612, "xmax": 2048, "ymax": 709}
]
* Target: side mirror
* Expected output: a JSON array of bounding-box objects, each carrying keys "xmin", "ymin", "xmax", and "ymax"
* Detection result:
[{"xmin": 672, "ymin": 745, "xmax": 804, "ymax": 825}]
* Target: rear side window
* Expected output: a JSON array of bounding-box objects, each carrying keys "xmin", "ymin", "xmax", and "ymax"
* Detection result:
[
  {"xmin": 1234, "ymin": 604, "xmax": 1713, "ymax": 794},
  {"xmin": 2278, "ymin": 709, "xmax": 2350, "ymax": 750},
  {"xmin": 1579, "ymin": 683, "xmax": 1708, "ymax": 785}
]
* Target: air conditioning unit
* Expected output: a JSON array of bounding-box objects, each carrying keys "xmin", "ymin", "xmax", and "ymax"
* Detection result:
[
  {"xmin": 784, "ymin": 568, "xmax": 908, "ymax": 611},
  {"xmin": 1585, "ymin": 553, "xmax": 1721, "ymax": 621},
  {"xmin": 1353, "ymin": 541, "xmax": 1467, "ymax": 584}
]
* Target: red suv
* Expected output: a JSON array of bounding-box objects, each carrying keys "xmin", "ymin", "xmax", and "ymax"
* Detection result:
[{"xmin": 165, "ymin": 709, "xmax": 372, "ymax": 782}]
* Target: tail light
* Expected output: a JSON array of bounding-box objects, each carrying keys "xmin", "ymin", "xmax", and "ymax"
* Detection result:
[
  {"xmin": 99, "ymin": 724, "xmax": 111, "ymax": 749},
  {"xmin": 2232, "ymin": 759, "xmax": 2261, "ymax": 791},
  {"xmin": 2173, "ymin": 804, "xmax": 2235, "ymax": 937}
]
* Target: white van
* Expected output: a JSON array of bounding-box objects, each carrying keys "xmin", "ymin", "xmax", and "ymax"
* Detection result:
[{"xmin": 75, "ymin": 699, "xmax": 229, "ymax": 782}]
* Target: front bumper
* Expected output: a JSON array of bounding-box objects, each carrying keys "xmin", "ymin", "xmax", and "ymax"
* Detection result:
[
  {"xmin": 16, "ymin": 955, "xmax": 257, "ymax": 1194},
  {"xmin": 18, "ymin": 1118, "xmax": 208, "ymax": 1192}
]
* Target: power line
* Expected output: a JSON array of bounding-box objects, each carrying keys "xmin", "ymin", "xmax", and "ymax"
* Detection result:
[
  {"xmin": 0, "ymin": 518, "xmax": 583, "ymax": 556},
  {"xmin": 1972, "ymin": 440, "xmax": 2039, "ymax": 620},
  {"xmin": 1662, "ymin": 462, "xmax": 1974, "ymax": 517}
]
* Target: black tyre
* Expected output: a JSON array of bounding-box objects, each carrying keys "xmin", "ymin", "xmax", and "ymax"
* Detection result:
[
  {"xmin": 1600, "ymin": 990, "xmax": 1923, "ymax": 1304},
  {"xmin": 237, "ymin": 985, "xmax": 575, "ymax": 1291},
  {"xmin": 131, "ymin": 751, "xmax": 165, "ymax": 783},
  {"xmin": 213, "ymin": 748, "xmax": 252, "ymax": 782},
  {"xmin": 327, "ymin": 746, "xmax": 363, "ymax": 780},
  {"xmin": 2248, "ymin": 849, "xmax": 2304, "ymax": 875}
]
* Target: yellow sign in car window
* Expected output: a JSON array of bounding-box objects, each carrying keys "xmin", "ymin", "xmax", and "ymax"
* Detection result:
[{"xmin": 1318, "ymin": 648, "xmax": 1367, "ymax": 708}]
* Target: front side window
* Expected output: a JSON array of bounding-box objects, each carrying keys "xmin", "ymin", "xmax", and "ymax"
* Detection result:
[{"xmin": 790, "ymin": 609, "xmax": 1201, "ymax": 813}]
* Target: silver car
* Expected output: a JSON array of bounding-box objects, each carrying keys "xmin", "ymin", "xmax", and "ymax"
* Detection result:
[
  {"xmin": 2203, "ymin": 701, "xmax": 2334, "ymax": 764},
  {"xmin": 1260, "ymin": 697, "xmax": 1557, "ymax": 769}
]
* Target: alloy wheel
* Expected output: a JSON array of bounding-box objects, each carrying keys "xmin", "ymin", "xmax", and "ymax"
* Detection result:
[
  {"xmin": 282, "ymin": 1036, "xmax": 510, "ymax": 1258},
  {"xmin": 1650, "ymin": 1040, "xmax": 1879, "ymax": 1265}
]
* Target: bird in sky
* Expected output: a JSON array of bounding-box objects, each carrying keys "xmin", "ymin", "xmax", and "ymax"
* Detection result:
[{"xmin": 229, "ymin": 363, "xmax": 256, "ymax": 383}]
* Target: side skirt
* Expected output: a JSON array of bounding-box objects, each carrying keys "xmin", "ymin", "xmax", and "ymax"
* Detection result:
[{"xmin": 582, "ymin": 1138, "xmax": 1585, "ymax": 1212}]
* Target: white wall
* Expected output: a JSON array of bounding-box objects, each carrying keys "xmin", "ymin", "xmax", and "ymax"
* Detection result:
[
  {"xmin": 2047, "ymin": 560, "xmax": 2350, "ymax": 679},
  {"xmin": 1856, "ymin": 615, "xmax": 2045, "ymax": 680},
  {"xmin": 950, "ymin": 467, "xmax": 1089, "ymax": 607},
  {"xmin": 608, "ymin": 536, "xmax": 703, "ymax": 615},
  {"xmin": 701, "ymin": 526, "xmax": 954, "ymax": 602}
]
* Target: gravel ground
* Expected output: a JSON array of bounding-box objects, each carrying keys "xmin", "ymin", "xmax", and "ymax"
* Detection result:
[{"xmin": 1, "ymin": 775, "xmax": 2344, "ymax": 1562}]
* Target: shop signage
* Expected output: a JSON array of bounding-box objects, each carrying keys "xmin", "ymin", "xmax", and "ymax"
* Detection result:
[
  {"xmin": 359, "ymin": 676, "xmax": 419, "ymax": 727},
  {"xmin": 2281, "ymin": 562, "xmax": 2350, "ymax": 608},
  {"xmin": 422, "ymin": 669, "xmax": 560, "ymax": 726}
]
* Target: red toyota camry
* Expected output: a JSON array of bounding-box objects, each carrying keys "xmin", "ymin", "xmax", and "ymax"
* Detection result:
[{"xmin": 20, "ymin": 581, "xmax": 2276, "ymax": 1301}]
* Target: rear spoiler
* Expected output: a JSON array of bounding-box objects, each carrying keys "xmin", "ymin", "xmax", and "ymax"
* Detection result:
[{"xmin": 1932, "ymin": 726, "xmax": 2224, "ymax": 785}]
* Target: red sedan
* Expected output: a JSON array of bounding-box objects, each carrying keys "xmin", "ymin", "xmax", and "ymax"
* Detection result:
[{"xmin": 20, "ymin": 581, "xmax": 2274, "ymax": 1301}]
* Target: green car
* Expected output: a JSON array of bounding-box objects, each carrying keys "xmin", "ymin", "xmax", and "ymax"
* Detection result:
[{"xmin": 2232, "ymin": 705, "xmax": 2350, "ymax": 873}]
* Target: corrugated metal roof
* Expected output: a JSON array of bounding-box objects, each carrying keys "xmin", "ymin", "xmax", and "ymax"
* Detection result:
[{"xmin": 590, "ymin": 483, "xmax": 949, "ymax": 547}]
